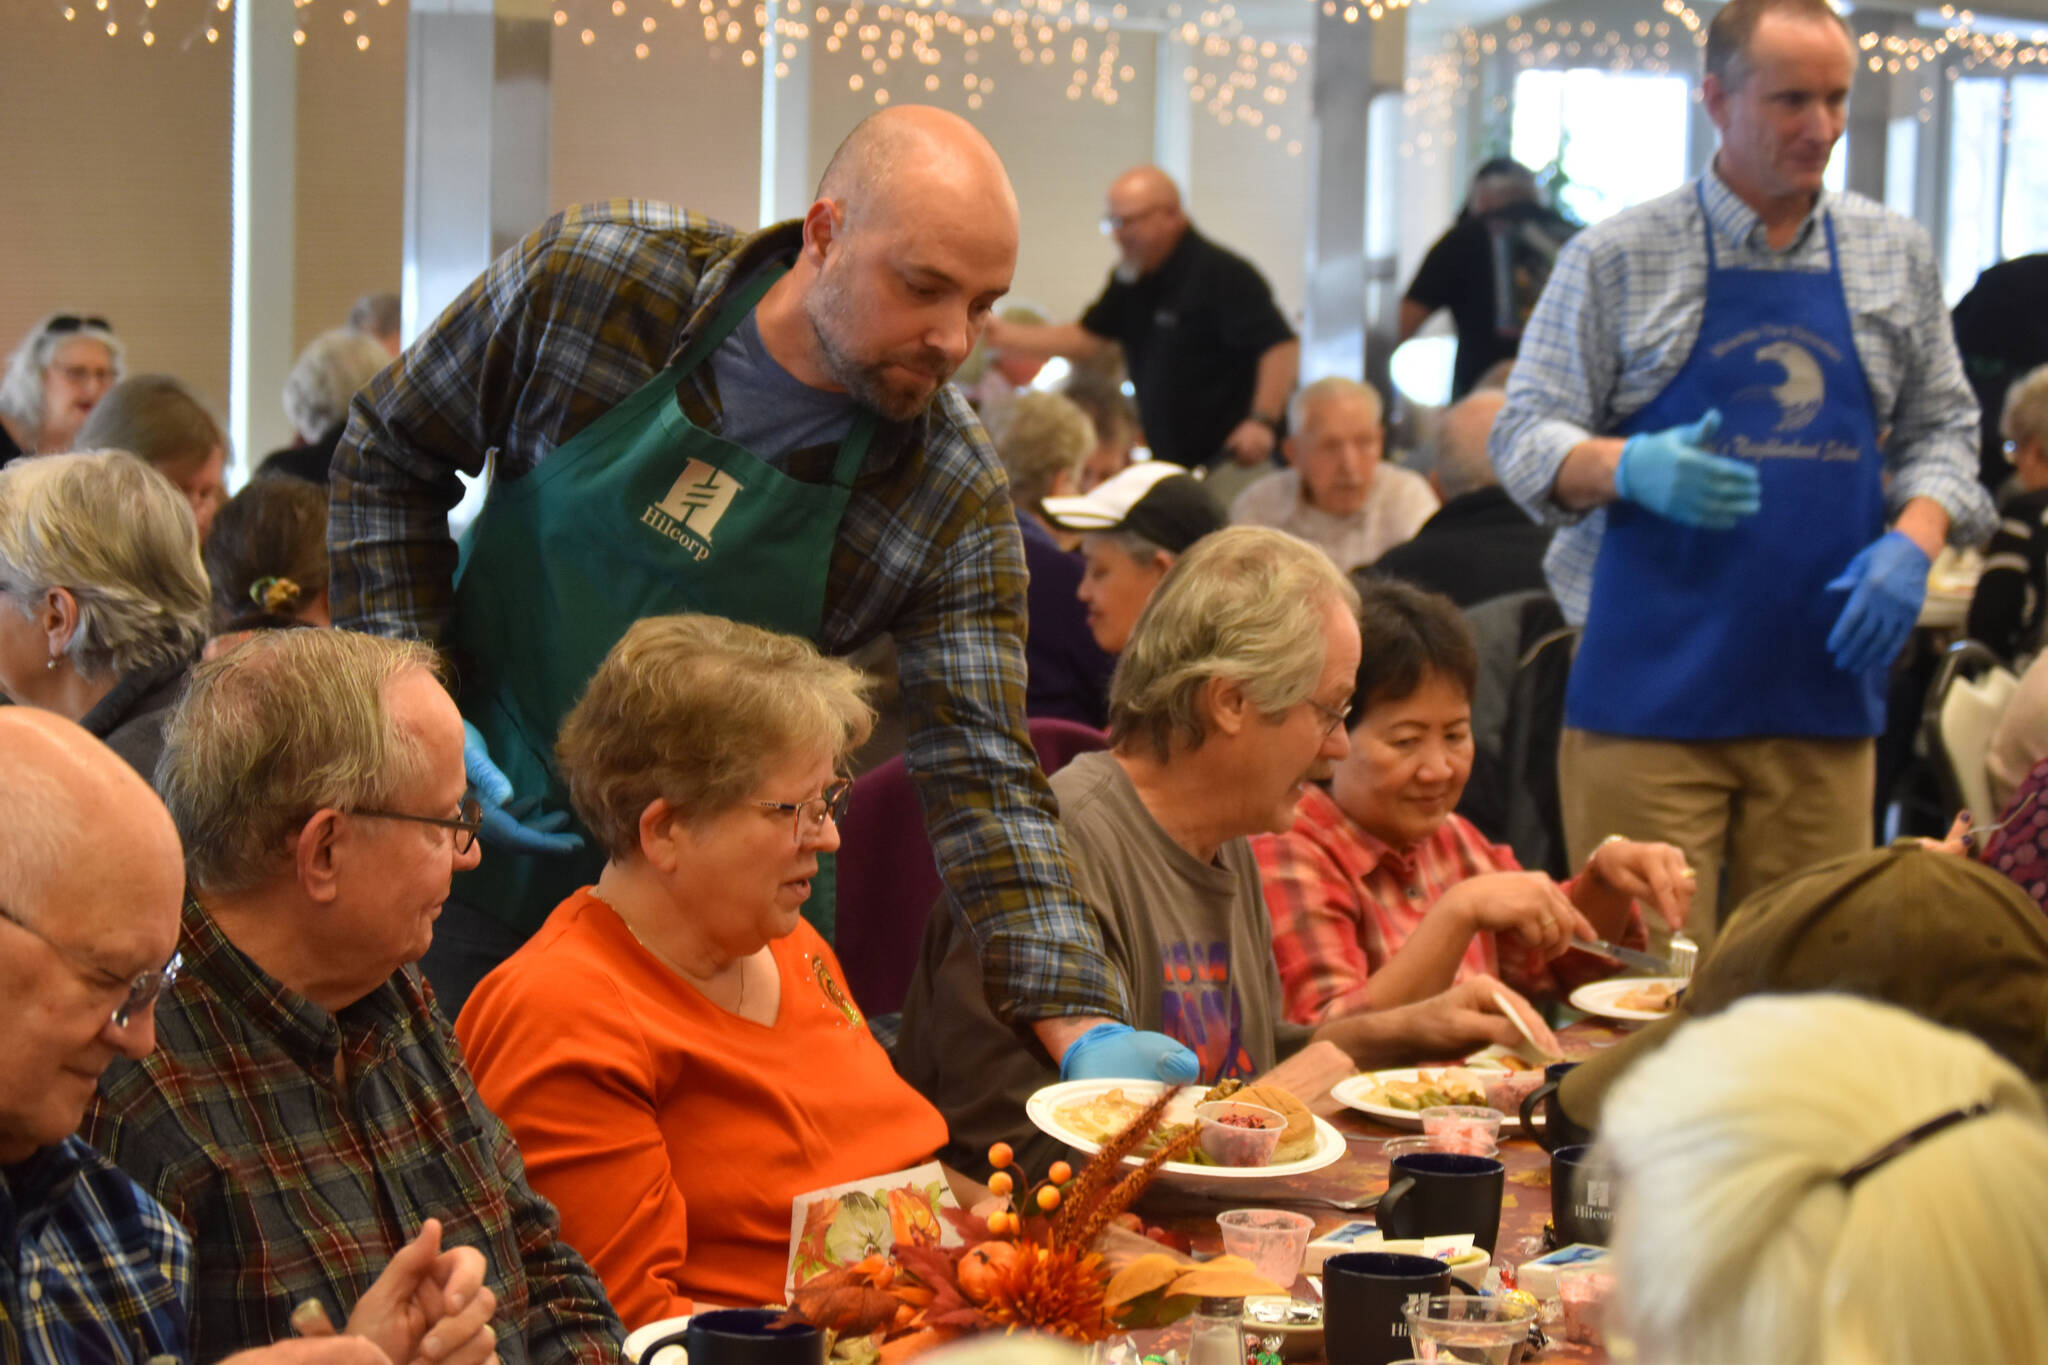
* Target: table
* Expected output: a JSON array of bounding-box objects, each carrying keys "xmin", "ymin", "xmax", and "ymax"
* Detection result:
[{"xmin": 1133, "ymin": 1022, "xmax": 1640, "ymax": 1363}]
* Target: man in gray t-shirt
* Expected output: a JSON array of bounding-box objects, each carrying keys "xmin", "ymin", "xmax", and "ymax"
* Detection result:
[{"xmin": 897, "ymin": 527, "xmax": 1552, "ymax": 1172}]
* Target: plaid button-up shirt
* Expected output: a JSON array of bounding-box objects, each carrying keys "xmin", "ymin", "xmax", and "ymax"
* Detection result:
[
  {"xmin": 329, "ymin": 199, "xmax": 1120, "ymax": 1025},
  {"xmin": 1, "ymin": 1138, "xmax": 191, "ymax": 1365},
  {"xmin": 1251, "ymin": 787, "xmax": 1642, "ymax": 1024},
  {"xmin": 81, "ymin": 903, "xmax": 623, "ymax": 1365}
]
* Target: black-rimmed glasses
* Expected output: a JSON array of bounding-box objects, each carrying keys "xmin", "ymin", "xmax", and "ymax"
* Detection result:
[
  {"xmin": 0, "ymin": 903, "xmax": 181, "ymax": 1029},
  {"xmin": 350, "ymin": 798, "xmax": 484, "ymax": 855},
  {"xmin": 1307, "ymin": 697, "xmax": 1353, "ymax": 740},
  {"xmin": 753, "ymin": 780, "xmax": 853, "ymax": 843},
  {"xmin": 1099, "ymin": 204, "xmax": 1172, "ymax": 234},
  {"xmin": 46, "ymin": 315, "xmax": 113, "ymax": 334}
]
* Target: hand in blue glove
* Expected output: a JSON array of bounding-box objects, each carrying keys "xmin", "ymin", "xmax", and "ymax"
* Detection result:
[
  {"xmin": 1058, "ymin": 1022, "xmax": 1201, "ymax": 1084},
  {"xmin": 463, "ymin": 720, "xmax": 586, "ymax": 857},
  {"xmin": 1612, "ymin": 410, "xmax": 1760, "ymax": 530},
  {"xmin": 1825, "ymin": 530, "xmax": 1931, "ymax": 675}
]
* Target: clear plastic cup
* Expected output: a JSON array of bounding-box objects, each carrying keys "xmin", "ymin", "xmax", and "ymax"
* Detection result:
[
  {"xmin": 1216, "ymin": 1209, "xmax": 1315, "ymax": 1291},
  {"xmin": 1421, "ymin": 1105, "xmax": 1506, "ymax": 1156},
  {"xmin": 1384, "ymin": 1133, "xmax": 1497, "ymax": 1163},
  {"xmin": 1195, "ymin": 1100, "xmax": 1285, "ymax": 1167},
  {"xmin": 1400, "ymin": 1293, "xmax": 1539, "ymax": 1365}
]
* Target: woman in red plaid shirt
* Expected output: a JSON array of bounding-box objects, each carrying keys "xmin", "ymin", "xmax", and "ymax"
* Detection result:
[{"xmin": 1252, "ymin": 578, "xmax": 1694, "ymax": 1025}]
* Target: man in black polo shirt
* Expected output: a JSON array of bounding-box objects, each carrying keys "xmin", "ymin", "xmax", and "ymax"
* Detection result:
[{"xmin": 987, "ymin": 167, "xmax": 1297, "ymax": 497}]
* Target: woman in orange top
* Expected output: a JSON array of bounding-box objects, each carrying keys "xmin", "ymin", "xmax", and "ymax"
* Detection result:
[{"xmin": 456, "ymin": 614, "xmax": 948, "ymax": 1328}]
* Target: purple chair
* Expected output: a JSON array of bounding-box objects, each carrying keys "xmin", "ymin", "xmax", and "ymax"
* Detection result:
[{"xmin": 834, "ymin": 718, "xmax": 1108, "ymax": 1016}]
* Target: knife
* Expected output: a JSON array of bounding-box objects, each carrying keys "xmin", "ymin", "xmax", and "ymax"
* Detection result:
[{"xmin": 1571, "ymin": 937, "xmax": 1673, "ymax": 974}]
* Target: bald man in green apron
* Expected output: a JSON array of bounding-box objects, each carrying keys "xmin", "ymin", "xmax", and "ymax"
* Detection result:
[{"xmin": 329, "ymin": 107, "xmax": 1198, "ymax": 1087}]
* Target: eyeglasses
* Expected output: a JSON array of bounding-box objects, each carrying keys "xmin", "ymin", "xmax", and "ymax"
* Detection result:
[
  {"xmin": 1099, "ymin": 205, "xmax": 1172, "ymax": 234},
  {"xmin": 45, "ymin": 315, "xmax": 112, "ymax": 335},
  {"xmin": 0, "ymin": 902, "xmax": 182, "ymax": 1029},
  {"xmin": 350, "ymin": 798, "xmax": 484, "ymax": 855},
  {"xmin": 1306, "ymin": 697, "xmax": 1354, "ymax": 740},
  {"xmin": 753, "ymin": 779, "xmax": 853, "ymax": 842}
]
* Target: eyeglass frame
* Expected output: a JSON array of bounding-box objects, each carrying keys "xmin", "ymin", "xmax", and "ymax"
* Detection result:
[
  {"xmin": 1306, "ymin": 696, "xmax": 1354, "ymax": 740},
  {"xmin": 0, "ymin": 901, "xmax": 182, "ymax": 1029},
  {"xmin": 349, "ymin": 798, "xmax": 484, "ymax": 855},
  {"xmin": 1099, "ymin": 204, "xmax": 1174, "ymax": 235},
  {"xmin": 753, "ymin": 779, "xmax": 853, "ymax": 842}
]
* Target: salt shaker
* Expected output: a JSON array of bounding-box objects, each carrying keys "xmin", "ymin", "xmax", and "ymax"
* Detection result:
[{"xmin": 1187, "ymin": 1296, "xmax": 1246, "ymax": 1365}]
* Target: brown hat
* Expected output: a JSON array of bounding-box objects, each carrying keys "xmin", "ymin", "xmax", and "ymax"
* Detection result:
[{"xmin": 1558, "ymin": 845, "xmax": 2048, "ymax": 1129}]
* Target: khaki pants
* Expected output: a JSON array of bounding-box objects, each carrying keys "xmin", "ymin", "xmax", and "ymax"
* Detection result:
[{"xmin": 1558, "ymin": 728, "xmax": 1876, "ymax": 950}]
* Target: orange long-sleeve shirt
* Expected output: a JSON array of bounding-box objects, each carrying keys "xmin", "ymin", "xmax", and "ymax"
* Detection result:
[{"xmin": 456, "ymin": 890, "xmax": 948, "ymax": 1328}]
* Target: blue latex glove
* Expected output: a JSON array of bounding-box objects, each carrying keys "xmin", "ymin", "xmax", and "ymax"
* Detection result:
[
  {"xmin": 1612, "ymin": 410, "xmax": 1760, "ymax": 530},
  {"xmin": 1058, "ymin": 1022, "xmax": 1201, "ymax": 1084},
  {"xmin": 463, "ymin": 720, "xmax": 586, "ymax": 857},
  {"xmin": 1825, "ymin": 531, "xmax": 1932, "ymax": 675}
]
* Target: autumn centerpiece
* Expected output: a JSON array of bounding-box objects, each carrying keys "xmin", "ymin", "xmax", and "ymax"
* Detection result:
[{"xmin": 786, "ymin": 1088, "xmax": 1286, "ymax": 1362}]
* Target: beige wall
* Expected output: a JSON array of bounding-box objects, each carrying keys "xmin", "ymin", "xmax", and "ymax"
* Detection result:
[
  {"xmin": 1188, "ymin": 106, "xmax": 1311, "ymax": 324},
  {"xmin": 550, "ymin": 26, "xmax": 763, "ymax": 230},
  {"xmin": 0, "ymin": 9, "xmax": 233, "ymax": 425}
]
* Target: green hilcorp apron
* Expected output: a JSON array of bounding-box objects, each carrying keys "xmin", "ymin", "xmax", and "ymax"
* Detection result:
[{"xmin": 446, "ymin": 266, "xmax": 873, "ymax": 943}]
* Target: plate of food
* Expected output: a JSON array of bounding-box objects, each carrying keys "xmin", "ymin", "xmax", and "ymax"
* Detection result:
[
  {"xmin": 1330, "ymin": 1061, "xmax": 1547, "ymax": 1131},
  {"xmin": 1568, "ymin": 976, "xmax": 1685, "ymax": 1023},
  {"xmin": 1024, "ymin": 1078, "xmax": 1343, "ymax": 1187}
]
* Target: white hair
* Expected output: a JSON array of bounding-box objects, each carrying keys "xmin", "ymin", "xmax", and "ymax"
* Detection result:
[
  {"xmin": 1598, "ymin": 993, "xmax": 2048, "ymax": 1365},
  {"xmin": 0, "ymin": 315, "xmax": 125, "ymax": 432},
  {"xmin": 282, "ymin": 328, "xmax": 390, "ymax": 443},
  {"xmin": 2002, "ymin": 362, "xmax": 2048, "ymax": 450},
  {"xmin": 1286, "ymin": 375, "xmax": 1383, "ymax": 436},
  {"xmin": 0, "ymin": 451, "xmax": 210, "ymax": 681},
  {"xmin": 1434, "ymin": 390, "xmax": 1506, "ymax": 501}
]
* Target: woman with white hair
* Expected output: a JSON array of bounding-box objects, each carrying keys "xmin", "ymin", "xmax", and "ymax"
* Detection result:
[
  {"xmin": 1597, "ymin": 993, "xmax": 2048, "ymax": 1364},
  {"xmin": 0, "ymin": 313, "xmax": 123, "ymax": 465},
  {"xmin": 0, "ymin": 451, "xmax": 211, "ymax": 777},
  {"xmin": 1967, "ymin": 362, "xmax": 2048, "ymax": 663},
  {"xmin": 261, "ymin": 327, "xmax": 392, "ymax": 484}
]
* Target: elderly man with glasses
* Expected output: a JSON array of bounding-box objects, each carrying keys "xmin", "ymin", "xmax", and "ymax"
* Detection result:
[
  {"xmin": 79, "ymin": 630, "xmax": 625, "ymax": 1365},
  {"xmin": 898, "ymin": 528, "xmax": 1556, "ymax": 1172},
  {"xmin": 0, "ymin": 707, "xmax": 499, "ymax": 1365}
]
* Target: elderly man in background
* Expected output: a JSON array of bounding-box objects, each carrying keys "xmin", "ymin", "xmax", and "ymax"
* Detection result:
[
  {"xmin": 897, "ymin": 527, "xmax": 1557, "ymax": 1170},
  {"xmin": 984, "ymin": 167, "xmax": 1298, "ymax": 504},
  {"xmin": 0, "ymin": 709, "xmax": 498, "ymax": 1365},
  {"xmin": 349, "ymin": 293, "xmax": 404, "ymax": 359},
  {"xmin": 1374, "ymin": 389, "xmax": 1553, "ymax": 607},
  {"xmin": 0, "ymin": 313, "xmax": 122, "ymax": 466},
  {"xmin": 1041, "ymin": 461, "xmax": 1227, "ymax": 659},
  {"xmin": 1231, "ymin": 377, "xmax": 1439, "ymax": 574},
  {"xmin": 260, "ymin": 328, "xmax": 392, "ymax": 485},
  {"xmin": 81, "ymin": 630, "xmax": 624, "ymax": 1365}
]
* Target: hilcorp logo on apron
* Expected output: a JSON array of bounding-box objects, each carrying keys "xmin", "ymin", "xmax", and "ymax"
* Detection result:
[{"xmin": 642, "ymin": 457, "xmax": 745, "ymax": 561}]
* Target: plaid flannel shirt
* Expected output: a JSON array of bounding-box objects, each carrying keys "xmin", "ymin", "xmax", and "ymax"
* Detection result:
[
  {"xmin": 1491, "ymin": 166, "xmax": 1993, "ymax": 625},
  {"xmin": 1, "ymin": 1139, "xmax": 190, "ymax": 1365},
  {"xmin": 1250, "ymin": 787, "xmax": 1643, "ymax": 1024},
  {"xmin": 329, "ymin": 199, "xmax": 1120, "ymax": 1024},
  {"xmin": 81, "ymin": 903, "xmax": 623, "ymax": 1365}
]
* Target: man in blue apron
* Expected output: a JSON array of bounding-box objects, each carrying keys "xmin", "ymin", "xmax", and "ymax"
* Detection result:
[
  {"xmin": 1489, "ymin": 0, "xmax": 1992, "ymax": 946},
  {"xmin": 328, "ymin": 107, "xmax": 1199, "ymax": 1086}
]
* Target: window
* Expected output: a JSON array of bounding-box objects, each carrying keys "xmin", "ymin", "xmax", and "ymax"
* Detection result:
[
  {"xmin": 1510, "ymin": 68, "xmax": 1692, "ymax": 223},
  {"xmin": 1945, "ymin": 74, "xmax": 2048, "ymax": 302}
]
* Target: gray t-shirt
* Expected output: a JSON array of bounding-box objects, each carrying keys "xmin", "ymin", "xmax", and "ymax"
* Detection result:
[
  {"xmin": 895, "ymin": 750, "xmax": 1311, "ymax": 1171},
  {"xmin": 707, "ymin": 303, "xmax": 858, "ymax": 463}
]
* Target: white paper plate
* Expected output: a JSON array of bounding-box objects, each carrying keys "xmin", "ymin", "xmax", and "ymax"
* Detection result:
[
  {"xmin": 1024, "ymin": 1079, "xmax": 1343, "ymax": 1189},
  {"xmin": 1568, "ymin": 976, "xmax": 1687, "ymax": 1023},
  {"xmin": 624, "ymin": 1315, "xmax": 691, "ymax": 1365},
  {"xmin": 1329, "ymin": 1067, "xmax": 1544, "ymax": 1132}
]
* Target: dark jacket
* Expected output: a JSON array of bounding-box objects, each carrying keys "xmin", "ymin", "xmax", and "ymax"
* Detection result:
[
  {"xmin": 1368, "ymin": 485, "xmax": 1553, "ymax": 608},
  {"xmin": 79, "ymin": 656, "xmax": 191, "ymax": 783}
]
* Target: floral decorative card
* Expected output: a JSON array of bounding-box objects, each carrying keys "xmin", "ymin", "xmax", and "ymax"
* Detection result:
[{"xmin": 786, "ymin": 1161, "xmax": 965, "ymax": 1296}]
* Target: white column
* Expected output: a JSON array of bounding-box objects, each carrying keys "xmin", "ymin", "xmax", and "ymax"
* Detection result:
[
  {"xmin": 1301, "ymin": 7, "xmax": 1403, "ymax": 384},
  {"xmin": 760, "ymin": 25, "xmax": 814, "ymax": 226},
  {"xmin": 231, "ymin": 0, "xmax": 298, "ymax": 471}
]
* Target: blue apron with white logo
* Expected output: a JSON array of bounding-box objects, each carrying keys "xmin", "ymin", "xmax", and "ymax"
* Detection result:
[
  {"xmin": 447, "ymin": 267, "xmax": 874, "ymax": 938},
  {"xmin": 1566, "ymin": 186, "xmax": 1886, "ymax": 740}
]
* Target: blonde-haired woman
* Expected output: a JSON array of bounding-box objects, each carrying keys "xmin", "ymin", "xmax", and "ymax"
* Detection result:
[
  {"xmin": 456, "ymin": 614, "xmax": 947, "ymax": 1328},
  {"xmin": 0, "ymin": 450, "xmax": 210, "ymax": 777},
  {"xmin": 1598, "ymin": 993, "xmax": 2048, "ymax": 1364}
]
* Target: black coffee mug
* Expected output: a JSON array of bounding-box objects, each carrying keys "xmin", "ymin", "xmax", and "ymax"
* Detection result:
[
  {"xmin": 682, "ymin": 1308, "xmax": 826, "ymax": 1365},
  {"xmin": 1322, "ymin": 1251, "xmax": 1453, "ymax": 1365},
  {"xmin": 1521, "ymin": 1061, "xmax": 1593, "ymax": 1153},
  {"xmin": 1550, "ymin": 1143, "xmax": 1616, "ymax": 1247},
  {"xmin": 1376, "ymin": 1151, "xmax": 1505, "ymax": 1254}
]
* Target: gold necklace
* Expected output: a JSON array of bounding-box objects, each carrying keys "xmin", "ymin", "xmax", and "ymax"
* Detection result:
[{"xmin": 590, "ymin": 888, "xmax": 746, "ymax": 1011}]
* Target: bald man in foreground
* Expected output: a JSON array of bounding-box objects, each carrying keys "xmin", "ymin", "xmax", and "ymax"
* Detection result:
[
  {"xmin": 328, "ymin": 107, "xmax": 1198, "ymax": 1084},
  {"xmin": 987, "ymin": 166, "xmax": 1298, "ymax": 497}
]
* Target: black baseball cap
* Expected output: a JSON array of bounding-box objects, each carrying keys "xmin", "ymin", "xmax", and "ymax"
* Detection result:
[{"xmin": 1040, "ymin": 461, "xmax": 1226, "ymax": 554}]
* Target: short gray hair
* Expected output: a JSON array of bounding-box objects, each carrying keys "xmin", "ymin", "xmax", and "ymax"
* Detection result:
[
  {"xmin": 1287, "ymin": 375, "xmax": 1384, "ymax": 437},
  {"xmin": 1434, "ymin": 390, "xmax": 1507, "ymax": 500},
  {"xmin": 998, "ymin": 392, "xmax": 1095, "ymax": 513},
  {"xmin": 282, "ymin": 328, "xmax": 390, "ymax": 443},
  {"xmin": 2002, "ymin": 364, "xmax": 2048, "ymax": 450},
  {"xmin": 158, "ymin": 629, "xmax": 444, "ymax": 894},
  {"xmin": 348, "ymin": 292, "xmax": 402, "ymax": 341},
  {"xmin": 0, "ymin": 451, "xmax": 209, "ymax": 681},
  {"xmin": 0, "ymin": 315, "xmax": 126, "ymax": 431},
  {"xmin": 1704, "ymin": 0, "xmax": 1853, "ymax": 90},
  {"xmin": 1109, "ymin": 526, "xmax": 1360, "ymax": 761}
]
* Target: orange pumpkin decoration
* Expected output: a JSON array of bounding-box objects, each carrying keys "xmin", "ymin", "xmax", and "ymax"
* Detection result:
[{"xmin": 955, "ymin": 1240, "xmax": 1021, "ymax": 1305}]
